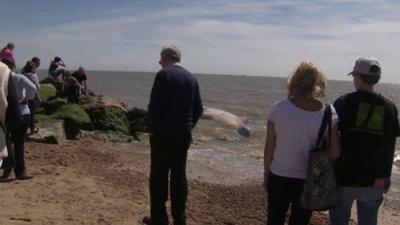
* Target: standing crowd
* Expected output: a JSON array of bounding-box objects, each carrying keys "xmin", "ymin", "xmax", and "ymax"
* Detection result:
[
  {"xmin": 0, "ymin": 42, "xmax": 39, "ymax": 180},
  {"xmin": 145, "ymin": 45, "xmax": 398, "ymax": 225},
  {"xmin": 263, "ymin": 58, "xmax": 399, "ymax": 225},
  {"xmin": 0, "ymin": 42, "xmax": 398, "ymax": 225},
  {"xmin": 0, "ymin": 42, "xmax": 89, "ymax": 182}
]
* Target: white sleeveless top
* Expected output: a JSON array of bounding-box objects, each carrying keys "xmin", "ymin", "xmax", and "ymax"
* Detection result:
[
  {"xmin": 268, "ymin": 99, "xmax": 338, "ymax": 179},
  {"xmin": 0, "ymin": 62, "xmax": 11, "ymax": 163}
]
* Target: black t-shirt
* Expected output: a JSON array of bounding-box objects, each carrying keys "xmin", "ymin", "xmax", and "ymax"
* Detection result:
[
  {"xmin": 334, "ymin": 91, "xmax": 399, "ymax": 186},
  {"xmin": 71, "ymin": 71, "xmax": 87, "ymax": 84}
]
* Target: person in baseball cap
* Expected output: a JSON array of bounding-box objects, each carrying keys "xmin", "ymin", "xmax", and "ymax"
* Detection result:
[
  {"xmin": 347, "ymin": 57, "xmax": 381, "ymax": 85},
  {"xmin": 330, "ymin": 57, "xmax": 400, "ymax": 225}
]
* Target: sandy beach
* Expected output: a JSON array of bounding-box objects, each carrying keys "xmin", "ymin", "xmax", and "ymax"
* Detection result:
[{"xmin": 0, "ymin": 138, "xmax": 398, "ymax": 225}]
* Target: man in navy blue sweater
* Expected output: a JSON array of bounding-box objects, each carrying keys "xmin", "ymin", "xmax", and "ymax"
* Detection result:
[{"xmin": 144, "ymin": 45, "xmax": 203, "ymax": 225}]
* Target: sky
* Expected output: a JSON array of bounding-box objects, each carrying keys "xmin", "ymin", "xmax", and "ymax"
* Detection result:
[{"xmin": 1, "ymin": 0, "xmax": 400, "ymax": 83}]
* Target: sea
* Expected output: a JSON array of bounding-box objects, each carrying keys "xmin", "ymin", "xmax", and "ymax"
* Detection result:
[{"xmin": 38, "ymin": 70, "xmax": 400, "ymax": 200}]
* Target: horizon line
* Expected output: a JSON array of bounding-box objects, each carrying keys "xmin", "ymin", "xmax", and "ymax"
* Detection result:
[{"xmin": 34, "ymin": 69, "xmax": 399, "ymax": 85}]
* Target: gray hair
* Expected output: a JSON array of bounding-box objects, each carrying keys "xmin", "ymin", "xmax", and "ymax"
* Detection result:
[{"xmin": 160, "ymin": 45, "xmax": 181, "ymax": 62}]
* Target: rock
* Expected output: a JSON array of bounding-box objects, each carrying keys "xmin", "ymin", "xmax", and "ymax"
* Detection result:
[
  {"xmin": 80, "ymin": 96, "xmax": 130, "ymax": 134},
  {"xmin": 97, "ymin": 107, "xmax": 127, "ymax": 133},
  {"xmin": 34, "ymin": 84, "xmax": 150, "ymax": 144},
  {"xmin": 77, "ymin": 95, "xmax": 97, "ymax": 105},
  {"xmin": 101, "ymin": 96, "xmax": 128, "ymax": 112},
  {"xmin": 44, "ymin": 96, "xmax": 68, "ymax": 114},
  {"xmin": 51, "ymin": 104, "xmax": 93, "ymax": 139},
  {"xmin": 38, "ymin": 83, "xmax": 68, "ymax": 114},
  {"xmin": 132, "ymin": 132, "xmax": 149, "ymax": 142},
  {"xmin": 28, "ymin": 115, "xmax": 65, "ymax": 144},
  {"xmin": 36, "ymin": 106, "xmax": 46, "ymax": 114},
  {"xmin": 80, "ymin": 130, "xmax": 133, "ymax": 143},
  {"xmin": 38, "ymin": 84, "xmax": 57, "ymax": 103},
  {"xmin": 127, "ymin": 108, "xmax": 149, "ymax": 136},
  {"xmin": 40, "ymin": 77, "xmax": 64, "ymax": 91}
]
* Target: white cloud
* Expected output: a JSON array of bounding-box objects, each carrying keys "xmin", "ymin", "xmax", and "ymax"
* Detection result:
[{"xmin": 3, "ymin": 0, "xmax": 400, "ymax": 83}]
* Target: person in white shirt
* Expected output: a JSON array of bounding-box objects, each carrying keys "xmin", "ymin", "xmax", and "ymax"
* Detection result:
[
  {"xmin": 0, "ymin": 61, "xmax": 20, "ymax": 169},
  {"xmin": 263, "ymin": 62, "xmax": 341, "ymax": 225},
  {"xmin": 0, "ymin": 58, "xmax": 37, "ymax": 180}
]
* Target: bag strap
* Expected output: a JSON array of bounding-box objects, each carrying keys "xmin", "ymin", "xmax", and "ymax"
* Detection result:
[
  {"xmin": 0, "ymin": 122, "xmax": 6, "ymax": 133},
  {"xmin": 316, "ymin": 104, "xmax": 332, "ymax": 148}
]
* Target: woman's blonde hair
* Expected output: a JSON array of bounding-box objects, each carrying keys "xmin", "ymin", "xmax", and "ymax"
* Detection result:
[{"xmin": 287, "ymin": 62, "xmax": 327, "ymax": 98}]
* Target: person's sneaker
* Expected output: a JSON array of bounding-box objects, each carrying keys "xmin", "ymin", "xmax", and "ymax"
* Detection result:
[
  {"xmin": 1, "ymin": 170, "xmax": 11, "ymax": 179},
  {"xmin": 0, "ymin": 170, "xmax": 14, "ymax": 182},
  {"xmin": 15, "ymin": 172, "xmax": 33, "ymax": 180},
  {"xmin": 142, "ymin": 216, "xmax": 152, "ymax": 225}
]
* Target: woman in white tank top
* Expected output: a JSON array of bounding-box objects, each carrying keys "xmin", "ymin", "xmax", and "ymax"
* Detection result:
[{"xmin": 263, "ymin": 62, "xmax": 341, "ymax": 225}]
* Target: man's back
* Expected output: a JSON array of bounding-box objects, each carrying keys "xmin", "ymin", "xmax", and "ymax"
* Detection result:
[
  {"xmin": 148, "ymin": 64, "xmax": 203, "ymax": 135},
  {"xmin": 145, "ymin": 46, "xmax": 204, "ymax": 225},
  {"xmin": 334, "ymin": 90, "xmax": 399, "ymax": 186},
  {"xmin": 330, "ymin": 57, "xmax": 398, "ymax": 225}
]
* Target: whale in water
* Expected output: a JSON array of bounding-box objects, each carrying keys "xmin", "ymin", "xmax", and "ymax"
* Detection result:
[{"xmin": 201, "ymin": 107, "xmax": 251, "ymax": 137}]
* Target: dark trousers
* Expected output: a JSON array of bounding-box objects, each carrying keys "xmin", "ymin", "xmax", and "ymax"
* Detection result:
[
  {"xmin": 267, "ymin": 172, "xmax": 312, "ymax": 225},
  {"xmin": 9, "ymin": 122, "xmax": 29, "ymax": 176},
  {"xmin": 149, "ymin": 133, "xmax": 191, "ymax": 225}
]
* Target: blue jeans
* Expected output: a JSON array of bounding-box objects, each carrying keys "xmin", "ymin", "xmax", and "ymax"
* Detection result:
[{"xmin": 329, "ymin": 187, "xmax": 384, "ymax": 225}]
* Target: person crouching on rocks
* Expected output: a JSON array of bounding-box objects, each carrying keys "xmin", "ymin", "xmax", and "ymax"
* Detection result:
[
  {"xmin": 63, "ymin": 71, "xmax": 81, "ymax": 103},
  {"xmin": 72, "ymin": 66, "xmax": 88, "ymax": 96}
]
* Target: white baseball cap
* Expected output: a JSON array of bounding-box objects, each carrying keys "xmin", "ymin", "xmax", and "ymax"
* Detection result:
[{"xmin": 348, "ymin": 57, "xmax": 381, "ymax": 76}]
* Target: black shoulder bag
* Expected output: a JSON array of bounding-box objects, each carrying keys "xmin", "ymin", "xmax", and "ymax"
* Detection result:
[{"xmin": 299, "ymin": 105, "xmax": 337, "ymax": 211}]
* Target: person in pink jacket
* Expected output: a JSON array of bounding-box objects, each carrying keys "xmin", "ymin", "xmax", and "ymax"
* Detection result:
[{"xmin": 0, "ymin": 43, "xmax": 15, "ymax": 61}]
